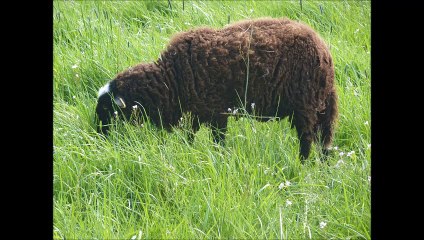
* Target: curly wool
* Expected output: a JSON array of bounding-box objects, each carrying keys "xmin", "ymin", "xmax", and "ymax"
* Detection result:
[{"xmin": 97, "ymin": 17, "xmax": 338, "ymax": 160}]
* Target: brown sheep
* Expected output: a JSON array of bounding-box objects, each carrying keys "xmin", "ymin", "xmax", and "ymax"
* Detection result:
[{"xmin": 96, "ymin": 17, "xmax": 338, "ymax": 161}]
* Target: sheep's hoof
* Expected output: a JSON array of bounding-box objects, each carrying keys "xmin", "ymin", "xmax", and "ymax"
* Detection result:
[
  {"xmin": 318, "ymin": 148, "xmax": 332, "ymax": 164},
  {"xmin": 322, "ymin": 148, "xmax": 329, "ymax": 156},
  {"xmin": 299, "ymin": 155, "xmax": 308, "ymax": 164}
]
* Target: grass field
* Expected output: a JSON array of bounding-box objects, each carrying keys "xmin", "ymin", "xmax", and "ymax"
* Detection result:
[{"xmin": 53, "ymin": 1, "xmax": 370, "ymax": 239}]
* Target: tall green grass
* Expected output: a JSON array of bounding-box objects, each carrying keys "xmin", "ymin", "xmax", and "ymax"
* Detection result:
[{"xmin": 54, "ymin": 1, "xmax": 370, "ymax": 239}]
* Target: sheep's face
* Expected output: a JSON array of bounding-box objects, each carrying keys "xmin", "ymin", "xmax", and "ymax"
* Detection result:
[{"xmin": 96, "ymin": 82, "xmax": 127, "ymax": 135}]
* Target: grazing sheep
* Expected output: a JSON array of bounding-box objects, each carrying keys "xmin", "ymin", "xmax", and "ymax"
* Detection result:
[{"xmin": 96, "ymin": 17, "xmax": 338, "ymax": 161}]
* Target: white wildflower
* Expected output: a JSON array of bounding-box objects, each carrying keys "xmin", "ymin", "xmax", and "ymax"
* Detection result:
[
  {"xmin": 335, "ymin": 159, "xmax": 344, "ymax": 168},
  {"xmin": 279, "ymin": 181, "xmax": 291, "ymax": 189},
  {"xmin": 368, "ymin": 176, "xmax": 371, "ymax": 182},
  {"xmin": 168, "ymin": 164, "xmax": 175, "ymax": 171},
  {"xmin": 133, "ymin": 230, "xmax": 142, "ymax": 239},
  {"xmin": 333, "ymin": 146, "xmax": 338, "ymax": 151},
  {"xmin": 114, "ymin": 111, "xmax": 118, "ymax": 116},
  {"xmin": 227, "ymin": 108, "xmax": 232, "ymax": 112},
  {"xmin": 132, "ymin": 105, "xmax": 138, "ymax": 110},
  {"xmin": 339, "ymin": 151, "xmax": 345, "ymax": 157},
  {"xmin": 250, "ymin": 9, "xmax": 254, "ymax": 13},
  {"xmin": 232, "ymin": 108, "xmax": 238, "ymax": 115},
  {"xmin": 367, "ymin": 144, "xmax": 371, "ymax": 149},
  {"xmin": 71, "ymin": 64, "xmax": 78, "ymax": 69},
  {"xmin": 72, "ymin": 96, "xmax": 76, "ymax": 99},
  {"xmin": 354, "ymin": 90, "xmax": 359, "ymax": 97},
  {"xmin": 364, "ymin": 121, "xmax": 369, "ymax": 125},
  {"xmin": 251, "ymin": 102, "xmax": 255, "ymax": 110},
  {"xmin": 75, "ymin": 74, "xmax": 79, "ymax": 78},
  {"xmin": 286, "ymin": 200, "xmax": 292, "ymax": 206},
  {"xmin": 347, "ymin": 151, "xmax": 355, "ymax": 157},
  {"xmin": 319, "ymin": 221, "xmax": 327, "ymax": 229}
]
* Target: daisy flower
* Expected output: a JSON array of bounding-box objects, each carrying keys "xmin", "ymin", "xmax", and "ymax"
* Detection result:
[{"xmin": 286, "ymin": 200, "xmax": 292, "ymax": 206}]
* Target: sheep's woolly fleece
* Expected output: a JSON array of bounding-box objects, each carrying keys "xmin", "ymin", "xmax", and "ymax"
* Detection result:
[{"xmin": 96, "ymin": 17, "xmax": 338, "ymax": 160}]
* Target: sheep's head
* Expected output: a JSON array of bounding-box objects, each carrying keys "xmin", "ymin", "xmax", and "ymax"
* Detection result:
[{"xmin": 95, "ymin": 81, "xmax": 128, "ymax": 135}]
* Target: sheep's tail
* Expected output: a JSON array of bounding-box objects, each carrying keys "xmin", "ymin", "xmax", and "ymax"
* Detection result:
[{"xmin": 317, "ymin": 89, "xmax": 338, "ymax": 151}]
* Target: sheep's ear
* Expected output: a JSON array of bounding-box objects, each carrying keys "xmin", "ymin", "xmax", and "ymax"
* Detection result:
[{"xmin": 114, "ymin": 96, "xmax": 126, "ymax": 108}]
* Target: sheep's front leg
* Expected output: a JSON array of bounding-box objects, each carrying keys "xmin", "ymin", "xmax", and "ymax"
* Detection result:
[
  {"xmin": 211, "ymin": 117, "xmax": 228, "ymax": 145},
  {"xmin": 187, "ymin": 119, "xmax": 200, "ymax": 144}
]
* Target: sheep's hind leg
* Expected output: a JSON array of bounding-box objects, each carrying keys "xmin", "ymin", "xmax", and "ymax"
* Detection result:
[
  {"xmin": 298, "ymin": 132, "xmax": 313, "ymax": 162},
  {"xmin": 293, "ymin": 111, "xmax": 318, "ymax": 163},
  {"xmin": 316, "ymin": 90, "xmax": 338, "ymax": 160}
]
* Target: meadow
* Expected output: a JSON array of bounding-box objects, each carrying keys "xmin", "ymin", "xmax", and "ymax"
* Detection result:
[{"xmin": 53, "ymin": 1, "xmax": 370, "ymax": 239}]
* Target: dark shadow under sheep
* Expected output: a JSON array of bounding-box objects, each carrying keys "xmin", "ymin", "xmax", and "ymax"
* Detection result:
[{"xmin": 96, "ymin": 17, "xmax": 338, "ymax": 161}]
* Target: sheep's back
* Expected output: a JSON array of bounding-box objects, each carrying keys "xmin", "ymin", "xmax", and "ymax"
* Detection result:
[{"xmin": 164, "ymin": 18, "xmax": 333, "ymax": 118}]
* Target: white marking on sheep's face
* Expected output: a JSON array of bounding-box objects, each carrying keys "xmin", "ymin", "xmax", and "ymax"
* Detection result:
[{"xmin": 98, "ymin": 82, "xmax": 110, "ymax": 98}]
